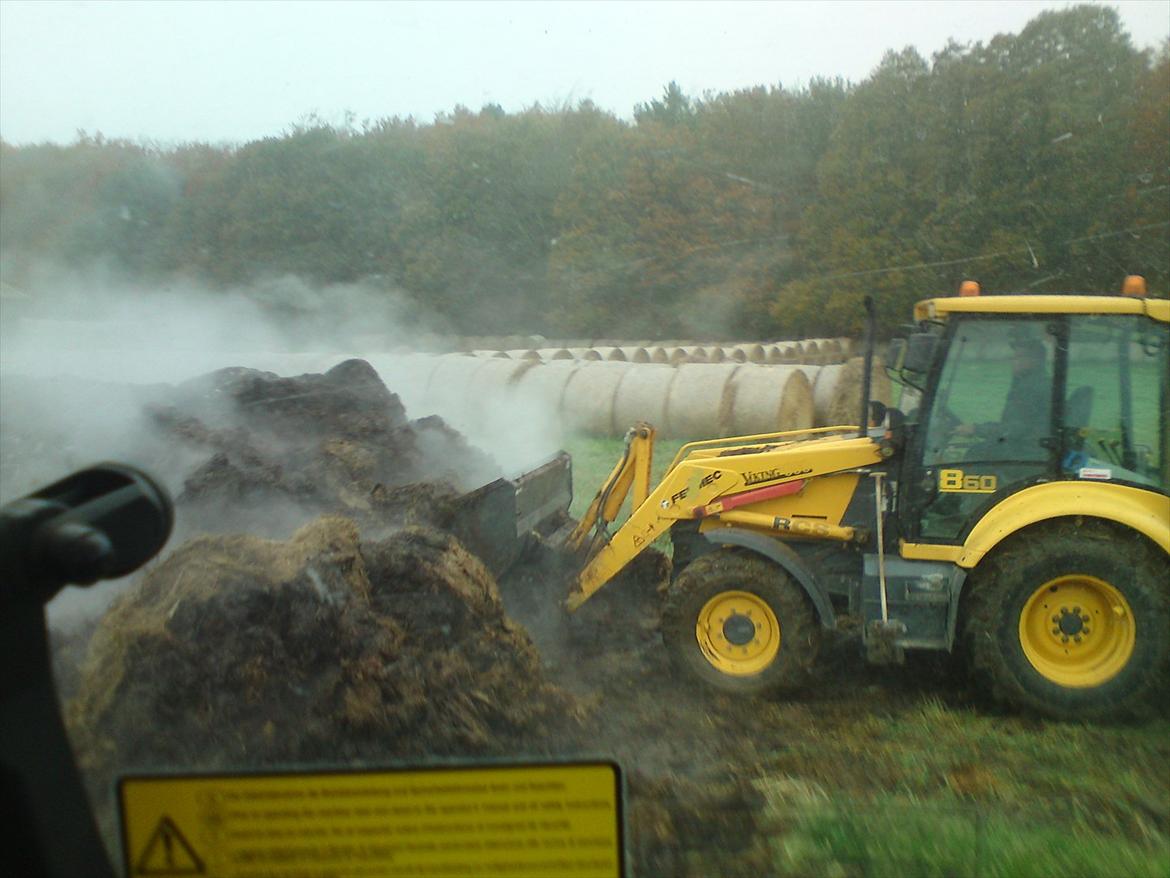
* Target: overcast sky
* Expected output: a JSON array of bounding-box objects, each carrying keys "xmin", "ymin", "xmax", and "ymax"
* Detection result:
[{"xmin": 1, "ymin": 0, "xmax": 1167, "ymax": 146}]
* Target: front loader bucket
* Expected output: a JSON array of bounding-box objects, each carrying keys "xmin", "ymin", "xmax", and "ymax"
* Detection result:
[{"xmin": 450, "ymin": 451, "xmax": 573, "ymax": 576}]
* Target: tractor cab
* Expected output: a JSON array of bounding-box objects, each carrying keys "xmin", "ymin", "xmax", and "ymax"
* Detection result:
[{"xmin": 888, "ymin": 289, "xmax": 1169, "ymax": 545}]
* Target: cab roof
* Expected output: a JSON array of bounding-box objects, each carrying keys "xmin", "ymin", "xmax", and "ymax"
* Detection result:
[{"xmin": 914, "ymin": 294, "xmax": 1169, "ymax": 324}]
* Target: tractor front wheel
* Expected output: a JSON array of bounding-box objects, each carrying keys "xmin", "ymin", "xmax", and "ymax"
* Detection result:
[
  {"xmin": 962, "ymin": 520, "xmax": 1169, "ymax": 720},
  {"xmin": 663, "ymin": 549, "xmax": 819, "ymax": 695}
]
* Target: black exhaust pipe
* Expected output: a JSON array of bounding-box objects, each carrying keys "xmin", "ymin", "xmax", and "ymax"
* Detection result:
[{"xmin": 859, "ymin": 296, "xmax": 876, "ymax": 438}]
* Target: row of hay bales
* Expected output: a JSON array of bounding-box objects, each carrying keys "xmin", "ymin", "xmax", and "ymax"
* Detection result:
[
  {"xmin": 469, "ymin": 338, "xmax": 853, "ymax": 366},
  {"xmin": 384, "ymin": 354, "xmax": 890, "ymax": 439}
]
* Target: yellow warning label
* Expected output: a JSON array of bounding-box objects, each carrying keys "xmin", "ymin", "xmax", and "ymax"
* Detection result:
[{"xmin": 120, "ymin": 762, "xmax": 622, "ymax": 878}]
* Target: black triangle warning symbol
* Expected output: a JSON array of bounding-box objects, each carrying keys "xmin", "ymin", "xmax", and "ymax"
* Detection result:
[{"xmin": 135, "ymin": 814, "xmax": 205, "ymax": 875}]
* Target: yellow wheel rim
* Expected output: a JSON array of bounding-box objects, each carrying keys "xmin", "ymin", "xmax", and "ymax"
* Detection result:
[
  {"xmin": 1018, "ymin": 575, "xmax": 1135, "ymax": 688},
  {"xmin": 695, "ymin": 590, "xmax": 780, "ymax": 676}
]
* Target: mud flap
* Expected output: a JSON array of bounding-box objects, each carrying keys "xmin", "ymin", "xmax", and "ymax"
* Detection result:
[{"xmin": 451, "ymin": 452, "xmax": 573, "ymax": 577}]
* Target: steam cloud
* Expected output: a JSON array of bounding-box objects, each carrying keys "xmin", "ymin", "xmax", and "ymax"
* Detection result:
[{"xmin": 0, "ymin": 262, "xmax": 566, "ymax": 621}]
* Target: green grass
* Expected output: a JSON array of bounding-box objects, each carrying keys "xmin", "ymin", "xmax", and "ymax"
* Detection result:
[
  {"xmin": 752, "ymin": 697, "xmax": 1170, "ymax": 877},
  {"xmin": 561, "ymin": 433, "xmax": 690, "ymax": 521}
]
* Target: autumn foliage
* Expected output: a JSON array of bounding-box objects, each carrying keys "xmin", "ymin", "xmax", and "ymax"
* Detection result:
[{"xmin": 1, "ymin": 6, "xmax": 1166, "ymax": 338}]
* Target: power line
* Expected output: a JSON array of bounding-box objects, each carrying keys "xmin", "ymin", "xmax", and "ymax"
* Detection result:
[{"xmin": 813, "ymin": 221, "xmax": 1170, "ymax": 282}]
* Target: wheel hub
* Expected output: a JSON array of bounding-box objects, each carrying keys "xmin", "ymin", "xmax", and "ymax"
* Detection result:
[
  {"xmin": 695, "ymin": 590, "xmax": 781, "ymax": 677},
  {"xmin": 722, "ymin": 613, "xmax": 756, "ymax": 646}
]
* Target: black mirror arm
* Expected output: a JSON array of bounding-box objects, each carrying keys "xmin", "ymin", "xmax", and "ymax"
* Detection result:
[{"xmin": 1, "ymin": 465, "xmax": 173, "ymax": 878}]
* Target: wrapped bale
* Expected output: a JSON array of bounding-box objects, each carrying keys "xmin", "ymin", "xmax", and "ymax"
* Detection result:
[
  {"xmin": 462, "ymin": 357, "xmax": 539, "ymax": 425},
  {"xmin": 800, "ymin": 339, "xmax": 824, "ymax": 364},
  {"xmin": 424, "ymin": 353, "xmax": 489, "ymax": 394},
  {"xmin": 819, "ymin": 339, "xmax": 843, "ymax": 364},
  {"xmin": 807, "ymin": 356, "xmax": 892, "ymax": 427},
  {"xmin": 613, "ymin": 365, "xmax": 678, "ymax": 432},
  {"xmin": 561, "ymin": 362, "xmax": 635, "ymax": 435},
  {"xmin": 621, "ymin": 346, "xmax": 651, "ymax": 363},
  {"xmin": 602, "ymin": 347, "xmax": 628, "ymax": 362},
  {"xmin": 513, "ymin": 360, "xmax": 579, "ymax": 420},
  {"xmin": 729, "ymin": 365, "xmax": 815, "ymax": 436},
  {"xmin": 649, "ymin": 347, "xmax": 670, "ymax": 364},
  {"xmin": 549, "ymin": 348, "xmax": 575, "ymax": 361},
  {"xmin": 737, "ymin": 344, "xmax": 767, "ymax": 364},
  {"xmin": 665, "ymin": 363, "xmax": 742, "ymax": 439}
]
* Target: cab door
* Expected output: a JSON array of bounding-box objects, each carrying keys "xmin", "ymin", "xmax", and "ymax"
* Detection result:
[{"xmin": 901, "ymin": 316, "xmax": 1060, "ymax": 542}]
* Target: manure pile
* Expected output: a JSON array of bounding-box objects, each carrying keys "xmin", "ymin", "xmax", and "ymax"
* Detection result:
[
  {"xmin": 69, "ymin": 519, "xmax": 585, "ymax": 781},
  {"xmin": 146, "ymin": 358, "xmax": 502, "ymax": 538}
]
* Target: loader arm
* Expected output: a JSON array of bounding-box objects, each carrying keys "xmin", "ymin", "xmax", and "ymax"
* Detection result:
[
  {"xmin": 564, "ymin": 423, "xmax": 656, "ymax": 554},
  {"xmin": 564, "ymin": 428, "xmax": 887, "ymax": 611}
]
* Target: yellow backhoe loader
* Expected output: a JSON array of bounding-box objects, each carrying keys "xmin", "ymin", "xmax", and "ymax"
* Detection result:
[{"xmin": 557, "ymin": 279, "xmax": 1169, "ymax": 720}]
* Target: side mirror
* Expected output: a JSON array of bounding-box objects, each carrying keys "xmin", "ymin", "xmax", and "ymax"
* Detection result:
[
  {"xmin": 1, "ymin": 463, "xmax": 174, "ymax": 606},
  {"xmin": 902, "ymin": 333, "xmax": 940, "ymax": 374}
]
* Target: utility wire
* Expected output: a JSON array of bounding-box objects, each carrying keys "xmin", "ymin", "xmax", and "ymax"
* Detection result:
[{"xmin": 812, "ymin": 221, "xmax": 1170, "ymax": 282}]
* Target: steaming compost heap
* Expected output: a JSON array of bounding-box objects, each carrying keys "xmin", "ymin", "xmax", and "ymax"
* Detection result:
[
  {"xmin": 69, "ymin": 358, "xmax": 586, "ymax": 781},
  {"xmin": 70, "ymin": 519, "xmax": 585, "ymax": 776},
  {"xmin": 147, "ymin": 358, "xmax": 501, "ymax": 537}
]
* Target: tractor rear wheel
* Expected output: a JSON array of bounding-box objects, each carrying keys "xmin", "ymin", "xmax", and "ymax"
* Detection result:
[
  {"xmin": 663, "ymin": 549, "xmax": 819, "ymax": 694},
  {"xmin": 961, "ymin": 520, "xmax": 1169, "ymax": 720}
]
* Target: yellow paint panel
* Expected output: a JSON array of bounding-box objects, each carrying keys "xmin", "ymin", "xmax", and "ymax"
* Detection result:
[
  {"xmin": 914, "ymin": 294, "xmax": 1168, "ymax": 322},
  {"xmin": 120, "ymin": 763, "xmax": 622, "ymax": 878},
  {"xmin": 903, "ymin": 483, "xmax": 1169, "ymax": 568}
]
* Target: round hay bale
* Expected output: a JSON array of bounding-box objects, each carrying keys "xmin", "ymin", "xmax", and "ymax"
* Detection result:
[
  {"xmin": 582, "ymin": 349, "xmax": 603, "ymax": 361},
  {"xmin": 729, "ymin": 365, "xmax": 814, "ymax": 436},
  {"xmin": 727, "ymin": 348, "xmax": 748, "ymax": 363},
  {"xmin": 799, "ymin": 339, "xmax": 823, "ymax": 364},
  {"xmin": 513, "ymin": 360, "xmax": 580, "ymax": 418},
  {"xmin": 467, "ymin": 357, "xmax": 538, "ymax": 399},
  {"xmin": 364, "ymin": 353, "xmax": 442, "ymax": 415},
  {"xmin": 819, "ymin": 339, "xmax": 843, "ymax": 363},
  {"xmin": 602, "ymin": 347, "xmax": 628, "ymax": 362},
  {"xmin": 738, "ymin": 343, "xmax": 767, "ymax": 363},
  {"xmin": 621, "ymin": 346, "xmax": 651, "ymax": 363},
  {"xmin": 807, "ymin": 356, "xmax": 893, "ymax": 427},
  {"xmin": 561, "ymin": 362, "xmax": 634, "ymax": 435},
  {"xmin": 505, "ymin": 349, "xmax": 543, "ymax": 360},
  {"xmin": 650, "ymin": 347, "xmax": 670, "ymax": 364},
  {"xmin": 668, "ymin": 347, "xmax": 690, "ymax": 365},
  {"xmin": 765, "ymin": 345, "xmax": 786, "ymax": 365},
  {"xmin": 707, "ymin": 346, "xmax": 728, "ymax": 363},
  {"xmin": 549, "ymin": 348, "xmax": 574, "ymax": 361},
  {"xmin": 613, "ymin": 364, "xmax": 678, "ymax": 432},
  {"xmin": 665, "ymin": 363, "xmax": 742, "ymax": 439},
  {"xmin": 687, "ymin": 349, "xmax": 710, "ymax": 364},
  {"xmin": 424, "ymin": 353, "xmax": 489, "ymax": 395}
]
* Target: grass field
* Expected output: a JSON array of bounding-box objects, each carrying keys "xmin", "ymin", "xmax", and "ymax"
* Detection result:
[{"xmin": 559, "ymin": 432, "xmax": 1170, "ymax": 877}]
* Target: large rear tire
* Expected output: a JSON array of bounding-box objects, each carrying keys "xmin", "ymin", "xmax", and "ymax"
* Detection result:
[
  {"xmin": 663, "ymin": 549, "xmax": 819, "ymax": 695},
  {"xmin": 961, "ymin": 520, "xmax": 1169, "ymax": 720}
]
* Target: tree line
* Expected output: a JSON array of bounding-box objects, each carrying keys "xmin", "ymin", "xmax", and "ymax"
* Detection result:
[{"xmin": 1, "ymin": 6, "xmax": 1166, "ymax": 339}]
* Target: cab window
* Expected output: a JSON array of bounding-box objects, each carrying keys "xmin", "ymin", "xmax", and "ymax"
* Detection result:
[
  {"xmin": 1064, "ymin": 315, "xmax": 1169, "ymax": 491},
  {"xmin": 914, "ymin": 318, "xmax": 1056, "ymax": 540}
]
